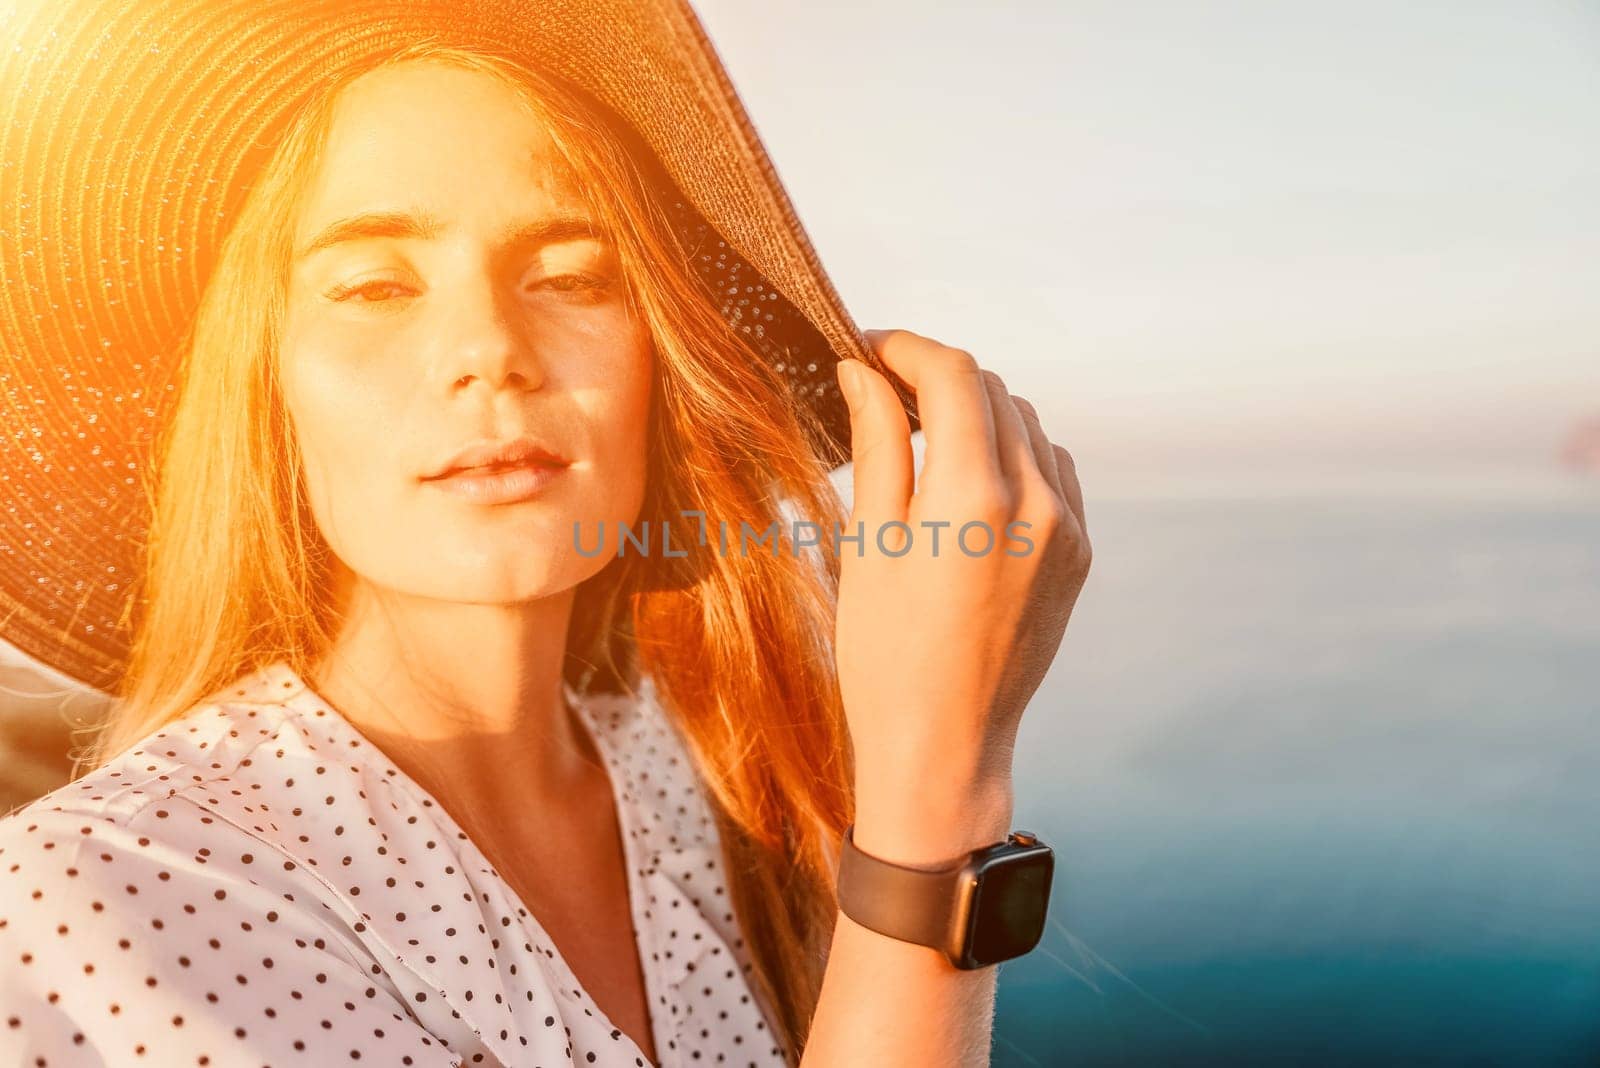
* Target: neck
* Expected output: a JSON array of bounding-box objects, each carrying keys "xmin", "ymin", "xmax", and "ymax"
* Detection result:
[{"xmin": 306, "ymin": 575, "xmax": 599, "ymax": 815}]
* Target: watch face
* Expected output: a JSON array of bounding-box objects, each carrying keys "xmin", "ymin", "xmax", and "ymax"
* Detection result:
[{"xmin": 963, "ymin": 846, "xmax": 1054, "ymax": 968}]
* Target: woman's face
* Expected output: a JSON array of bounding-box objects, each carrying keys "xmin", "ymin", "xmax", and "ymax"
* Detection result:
[{"xmin": 281, "ymin": 61, "xmax": 652, "ymax": 605}]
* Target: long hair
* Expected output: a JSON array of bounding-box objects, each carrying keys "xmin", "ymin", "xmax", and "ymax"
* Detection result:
[{"xmin": 73, "ymin": 39, "xmax": 855, "ymax": 1063}]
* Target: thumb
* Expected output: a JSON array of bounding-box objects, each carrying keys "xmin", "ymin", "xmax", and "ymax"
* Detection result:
[{"xmin": 837, "ymin": 356, "xmax": 914, "ymax": 529}]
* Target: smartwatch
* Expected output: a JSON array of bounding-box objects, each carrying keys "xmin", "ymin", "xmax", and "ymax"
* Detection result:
[{"xmin": 836, "ymin": 824, "xmax": 1055, "ymax": 970}]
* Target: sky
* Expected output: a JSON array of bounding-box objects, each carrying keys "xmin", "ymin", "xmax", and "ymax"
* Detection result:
[{"xmin": 693, "ymin": 0, "xmax": 1600, "ymax": 480}]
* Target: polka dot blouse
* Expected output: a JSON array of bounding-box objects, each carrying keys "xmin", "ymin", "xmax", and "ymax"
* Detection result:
[{"xmin": 0, "ymin": 660, "xmax": 788, "ymax": 1067}]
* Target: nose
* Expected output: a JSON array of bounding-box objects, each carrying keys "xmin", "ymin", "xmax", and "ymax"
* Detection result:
[{"xmin": 435, "ymin": 271, "xmax": 545, "ymax": 398}]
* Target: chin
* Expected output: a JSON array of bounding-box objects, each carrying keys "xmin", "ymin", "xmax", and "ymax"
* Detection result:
[
  {"xmin": 407, "ymin": 573, "xmax": 561, "ymax": 606},
  {"xmin": 430, "ymin": 545, "xmax": 603, "ymax": 599}
]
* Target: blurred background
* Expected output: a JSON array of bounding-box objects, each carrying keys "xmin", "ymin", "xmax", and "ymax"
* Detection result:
[
  {"xmin": 5, "ymin": 0, "xmax": 1598, "ymax": 1063},
  {"xmin": 708, "ymin": 1, "xmax": 1600, "ymax": 1064}
]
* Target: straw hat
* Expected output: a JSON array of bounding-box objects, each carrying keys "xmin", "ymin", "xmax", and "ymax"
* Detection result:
[{"xmin": 0, "ymin": 0, "xmax": 923, "ymax": 693}]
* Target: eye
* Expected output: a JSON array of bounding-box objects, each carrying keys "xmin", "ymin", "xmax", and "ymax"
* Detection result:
[
  {"xmin": 325, "ymin": 278, "xmax": 416, "ymax": 304},
  {"xmin": 528, "ymin": 272, "xmax": 614, "ymax": 299}
]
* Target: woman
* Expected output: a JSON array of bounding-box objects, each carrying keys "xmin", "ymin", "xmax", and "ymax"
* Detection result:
[{"xmin": 0, "ymin": 5, "xmax": 1089, "ymax": 1066}]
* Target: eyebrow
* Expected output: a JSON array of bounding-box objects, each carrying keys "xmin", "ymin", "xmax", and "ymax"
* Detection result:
[{"xmin": 293, "ymin": 210, "xmax": 607, "ymax": 263}]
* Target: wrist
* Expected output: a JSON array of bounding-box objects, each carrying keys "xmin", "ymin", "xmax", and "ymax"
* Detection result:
[{"xmin": 850, "ymin": 774, "xmax": 1015, "ymax": 868}]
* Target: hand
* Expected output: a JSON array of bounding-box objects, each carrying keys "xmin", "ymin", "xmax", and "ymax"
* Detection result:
[{"xmin": 832, "ymin": 329, "xmax": 1091, "ymax": 860}]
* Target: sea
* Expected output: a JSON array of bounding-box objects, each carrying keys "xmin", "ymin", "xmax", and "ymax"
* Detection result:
[
  {"xmin": 987, "ymin": 467, "xmax": 1600, "ymax": 1066},
  {"xmin": 4, "ymin": 462, "xmax": 1595, "ymax": 1064}
]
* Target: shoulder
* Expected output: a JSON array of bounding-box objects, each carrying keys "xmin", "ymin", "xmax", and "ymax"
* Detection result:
[
  {"xmin": 0, "ymin": 659, "xmax": 378, "ymax": 967},
  {"xmin": 0, "ymin": 663, "xmax": 311, "ymax": 874},
  {"xmin": 0, "ymin": 668, "xmax": 465, "ymax": 1065},
  {"xmin": 0, "ymin": 796, "xmax": 463, "ymax": 1065},
  {"xmin": 0, "ymin": 662, "xmax": 387, "ymax": 872}
]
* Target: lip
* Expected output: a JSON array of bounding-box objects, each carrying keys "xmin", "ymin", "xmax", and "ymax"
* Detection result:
[
  {"xmin": 421, "ymin": 435, "xmax": 571, "ymax": 482},
  {"xmin": 423, "ymin": 459, "xmax": 568, "ymax": 505}
]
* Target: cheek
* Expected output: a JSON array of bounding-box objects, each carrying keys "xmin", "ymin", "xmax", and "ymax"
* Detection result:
[
  {"xmin": 582, "ymin": 334, "xmax": 654, "ymax": 505},
  {"xmin": 279, "ymin": 341, "xmax": 405, "ymax": 550}
]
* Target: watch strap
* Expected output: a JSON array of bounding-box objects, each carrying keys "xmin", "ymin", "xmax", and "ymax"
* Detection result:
[{"xmin": 836, "ymin": 824, "xmax": 963, "ymax": 952}]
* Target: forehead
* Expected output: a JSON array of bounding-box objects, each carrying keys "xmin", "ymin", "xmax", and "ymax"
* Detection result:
[{"xmin": 294, "ymin": 61, "xmax": 592, "ymax": 240}]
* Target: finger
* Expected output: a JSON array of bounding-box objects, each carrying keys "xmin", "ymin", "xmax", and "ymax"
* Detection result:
[
  {"xmin": 1011, "ymin": 394, "xmax": 1066, "ymax": 502},
  {"xmin": 864, "ymin": 329, "xmax": 1001, "ymax": 488},
  {"xmin": 1054, "ymin": 444, "xmax": 1087, "ymax": 537},
  {"xmin": 836, "ymin": 356, "xmax": 914, "ymax": 528},
  {"xmin": 979, "ymin": 369, "xmax": 1039, "ymax": 504}
]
